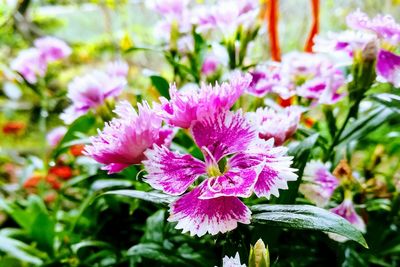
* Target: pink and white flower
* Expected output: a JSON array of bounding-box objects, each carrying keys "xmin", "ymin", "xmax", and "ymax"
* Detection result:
[
  {"xmin": 34, "ymin": 36, "xmax": 71, "ymax": 62},
  {"xmin": 158, "ymin": 73, "xmax": 251, "ymax": 128},
  {"xmin": 248, "ymin": 106, "xmax": 302, "ymax": 146},
  {"xmin": 61, "ymin": 62, "xmax": 128, "ymax": 124},
  {"xmin": 376, "ymin": 49, "xmax": 400, "ymax": 87},
  {"xmin": 11, "ymin": 48, "xmax": 47, "ymax": 84},
  {"xmin": 85, "ymin": 101, "xmax": 174, "ymax": 174},
  {"xmin": 46, "ymin": 126, "xmax": 67, "ymax": 147},
  {"xmin": 247, "ymin": 63, "xmax": 289, "ymax": 98},
  {"xmin": 143, "ymin": 110, "xmax": 297, "ymax": 236},
  {"xmin": 299, "ymin": 160, "xmax": 339, "ymax": 207}
]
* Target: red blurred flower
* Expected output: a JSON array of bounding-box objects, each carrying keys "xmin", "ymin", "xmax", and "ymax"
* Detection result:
[
  {"xmin": 23, "ymin": 174, "xmax": 42, "ymax": 189},
  {"xmin": 70, "ymin": 144, "xmax": 85, "ymax": 157},
  {"xmin": 49, "ymin": 165, "xmax": 73, "ymax": 180},
  {"xmin": 44, "ymin": 193, "xmax": 57, "ymax": 203},
  {"xmin": 278, "ymin": 96, "xmax": 294, "ymax": 107},
  {"xmin": 2, "ymin": 121, "xmax": 25, "ymax": 135},
  {"xmin": 46, "ymin": 174, "xmax": 61, "ymax": 190}
]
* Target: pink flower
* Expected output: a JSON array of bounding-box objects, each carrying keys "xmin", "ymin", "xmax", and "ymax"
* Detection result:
[
  {"xmin": 143, "ymin": 110, "xmax": 297, "ymax": 236},
  {"xmin": 376, "ymin": 49, "xmax": 400, "ymax": 87},
  {"xmin": 46, "ymin": 126, "xmax": 67, "ymax": 147},
  {"xmin": 85, "ymin": 101, "xmax": 174, "ymax": 174},
  {"xmin": 106, "ymin": 60, "xmax": 129, "ymax": 78},
  {"xmin": 201, "ymin": 56, "xmax": 219, "ymax": 76},
  {"xmin": 299, "ymin": 160, "xmax": 339, "ymax": 207},
  {"xmin": 11, "ymin": 48, "xmax": 47, "ymax": 84},
  {"xmin": 346, "ymin": 10, "xmax": 400, "ymax": 45},
  {"xmin": 247, "ymin": 63, "xmax": 288, "ymax": 97},
  {"xmin": 329, "ymin": 198, "xmax": 366, "ymax": 242},
  {"xmin": 158, "ymin": 73, "xmax": 251, "ymax": 128},
  {"xmin": 61, "ymin": 64, "xmax": 127, "ymax": 124},
  {"xmin": 34, "ymin": 36, "xmax": 71, "ymax": 62},
  {"xmin": 249, "ymin": 106, "xmax": 302, "ymax": 146}
]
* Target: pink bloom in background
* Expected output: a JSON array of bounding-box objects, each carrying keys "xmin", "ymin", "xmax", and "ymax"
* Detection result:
[
  {"xmin": 249, "ymin": 106, "xmax": 302, "ymax": 146},
  {"xmin": 106, "ymin": 60, "xmax": 129, "ymax": 78},
  {"xmin": 346, "ymin": 10, "xmax": 400, "ymax": 45},
  {"xmin": 220, "ymin": 253, "xmax": 245, "ymax": 267},
  {"xmin": 158, "ymin": 73, "xmax": 251, "ymax": 128},
  {"xmin": 61, "ymin": 62, "xmax": 128, "ymax": 124},
  {"xmin": 85, "ymin": 101, "xmax": 174, "ymax": 174},
  {"xmin": 11, "ymin": 48, "xmax": 47, "ymax": 84},
  {"xmin": 201, "ymin": 56, "xmax": 219, "ymax": 76},
  {"xmin": 34, "ymin": 36, "xmax": 71, "ymax": 62},
  {"xmin": 47, "ymin": 126, "xmax": 67, "ymax": 147},
  {"xmin": 329, "ymin": 198, "xmax": 366, "ymax": 242},
  {"xmin": 247, "ymin": 63, "xmax": 288, "ymax": 97},
  {"xmin": 299, "ymin": 160, "xmax": 339, "ymax": 207},
  {"xmin": 376, "ymin": 49, "xmax": 400, "ymax": 87},
  {"xmin": 143, "ymin": 110, "xmax": 296, "ymax": 236}
]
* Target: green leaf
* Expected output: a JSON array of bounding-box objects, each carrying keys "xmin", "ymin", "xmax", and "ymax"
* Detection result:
[
  {"xmin": 251, "ymin": 204, "xmax": 368, "ymax": 248},
  {"xmin": 150, "ymin": 75, "xmax": 170, "ymax": 99},
  {"xmin": 123, "ymin": 46, "xmax": 162, "ymax": 54},
  {"xmin": 370, "ymin": 93, "xmax": 400, "ymax": 112},
  {"xmin": 277, "ymin": 134, "xmax": 319, "ymax": 204},
  {"xmin": 90, "ymin": 179, "xmax": 134, "ymax": 191},
  {"xmin": 99, "ymin": 190, "xmax": 175, "ymax": 205},
  {"xmin": 0, "ymin": 236, "xmax": 44, "ymax": 265},
  {"xmin": 127, "ymin": 243, "xmax": 186, "ymax": 265},
  {"xmin": 52, "ymin": 114, "xmax": 96, "ymax": 157},
  {"xmin": 71, "ymin": 240, "xmax": 114, "ymax": 255},
  {"xmin": 142, "ymin": 210, "xmax": 165, "ymax": 243}
]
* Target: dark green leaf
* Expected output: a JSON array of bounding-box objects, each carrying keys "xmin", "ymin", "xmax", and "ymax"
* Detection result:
[
  {"xmin": 90, "ymin": 179, "xmax": 134, "ymax": 191},
  {"xmin": 0, "ymin": 236, "xmax": 45, "ymax": 265},
  {"xmin": 370, "ymin": 93, "xmax": 400, "ymax": 112},
  {"xmin": 100, "ymin": 190, "xmax": 175, "ymax": 205},
  {"xmin": 251, "ymin": 204, "xmax": 368, "ymax": 248},
  {"xmin": 142, "ymin": 210, "xmax": 165, "ymax": 243},
  {"xmin": 150, "ymin": 75, "xmax": 170, "ymax": 99}
]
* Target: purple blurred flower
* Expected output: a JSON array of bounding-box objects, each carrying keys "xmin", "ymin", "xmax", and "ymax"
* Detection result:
[
  {"xmin": 34, "ymin": 36, "xmax": 71, "ymax": 62},
  {"xmin": 61, "ymin": 63, "xmax": 128, "ymax": 124},
  {"xmin": 247, "ymin": 63, "xmax": 288, "ymax": 97},
  {"xmin": 201, "ymin": 56, "xmax": 219, "ymax": 76},
  {"xmin": 11, "ymin": 48, "xmax": 47, "ymax": 84},
  {"xmin": 143, "ymin": 110, "xmax": 297, "ymax": 236},
  {"xmin": 330, "ymin": 198, "xmax": 366, "ymax": 242},
  {"xmin": 46, "ymin": 126, "xmax": 67, "ymax": 147},
  {"xmin": 158, "ymin": 72, "xmax": 251, "ymax": 128},
  {"xmin": 85, "ymin": 101, "xmax": 174, "ymax": 173},
  {"xmin": 299, "ymin": 160, "xmax": 339, "ymax": 207},
  {"xmin": 249, "ymin": 106, "xmax": 302, "ymax": 146},
  {"xmin": 376, "ymin": 49, "xmax": 400, "ymax": 87},
  {"xmin": 106, "ymin": 60, "xmax": 129, "ymax": 78}
]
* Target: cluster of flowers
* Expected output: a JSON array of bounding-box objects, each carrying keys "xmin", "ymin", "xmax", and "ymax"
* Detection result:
[
  {"xmin": 11, "ymin": 36, "xmax": 71, "ymax": 84},
  {"xmin": 84, "ymin": 73, "xmax": 298, "ymax": 236},
  {"xmin": 315, "ymin": 9, "xmax": 400, "ymax": 88}
]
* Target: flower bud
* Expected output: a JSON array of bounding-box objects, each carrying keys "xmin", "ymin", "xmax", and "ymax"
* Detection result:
[{"xmin": 248, "ymin": 239, "xmax": 270, "ymax": 267}]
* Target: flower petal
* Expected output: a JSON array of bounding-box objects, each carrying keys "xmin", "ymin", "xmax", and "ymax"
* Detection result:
[
  {"xmin": 191, "ymin": 110, "xmax": 256, "ymax": 162},
  {"xmin": 143, "ymin": 145, "xmax": 206, "ymax": 195},
  {"xmin": 377, "ymin": 49, "xmax": 400, "ymax": 88},
  {"xmin": 199, "ymin": 167, "xmax": 260, "ymax": 199},
  {"xmin": 169, "ymin": 182, "xmax": 251, "ymax": 236}
]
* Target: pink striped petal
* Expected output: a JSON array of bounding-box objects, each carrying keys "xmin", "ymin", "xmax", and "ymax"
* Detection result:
[
  {"xmin": 143, "ymin": 145, "xmax": 206, "ymax": 195},
  {"xmin": 191, "ymin": 110, "xmax": 256, "ymax": 162},
  {"xmin": 199, "ymin": 167, "xmax": 260, "ymax": 199},
  {"xmin": 169, "ymin": 182, "xmax": 251, "ymax": 236}
]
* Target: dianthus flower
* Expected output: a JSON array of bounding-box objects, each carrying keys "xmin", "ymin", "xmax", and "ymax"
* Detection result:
[
  {"xmin": 248, "ymin": 106, "xmax": 302, "ymax": 146},
  {"xmin": 376, "ymin": 49, "xmax": 400, "ymax": 87},
  {"xmin": 85, "ymin": 101, "xmax": 174, "ymax": 174},
  {"xmin": 158, "ymin": 73, "xmax": 251, "ymax": 128},
  {"xmin": 143, "ymin": 110, "xmax": 297, "ymax": 236},
  {"xmin": 61, "ymin": 62, "xmax": 128, "ymax": 124},
  {"xmin": 299, "ymin": 160, "xmax": 339, "ymax": 207},
  {"xmin": 34, "ymin": 36, "xmax": 71, "ymax": 62},
  {"xmin": 46, "ymin": 126, "xmax": 67, "ymax": 147}
]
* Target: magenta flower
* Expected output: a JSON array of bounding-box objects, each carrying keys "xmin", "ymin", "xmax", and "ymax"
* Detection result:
[
  {"xmin": 61, "ymin": 66, "xmax": 127, "ymax": 124},
  {"xmin": 34, "ymin": 36, "xmax": 71, "ymax": 62},
  {"xmin": 46, "ymin": 126, "xmax": 67, "ymax": 147},
  {"xmin": 143, "ymin": 110, "xmax": 297, "ymax": 236},
  {"xmin": 201, "ymin": 56, "xmax": 219, "ymax": 76},
  {"xmin": 376, "ymin": 49, "xmax": 400, "ymax": 87},
  {"xmin": 249, "ymin": 106, "xmax": 302, "ymax": 146},
  {"xmin": 85, "ymin": 101, "xmax": 174, "ymax": 174},
  {"xmin": 158, "ymin": 73, "xmax": 251, "ymax": 128},
  {"xmin": 299, "ymin": 161, "xmax": 339, "ymax": 207},
  {"xmin": 329, "ymin": 198, "xmax": 366, "ymax": 242},
  {"xmin": 11, "ymin": 48, "xmax": 47, "ymax": 84},
  {"xmin": 247, "ymin": 63, "xmax": 288, "ymax": 97}
]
